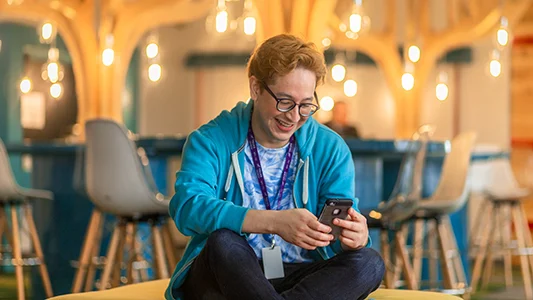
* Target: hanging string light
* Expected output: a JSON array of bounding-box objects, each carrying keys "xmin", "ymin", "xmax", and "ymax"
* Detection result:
[
  {"xmin": 496, "ymin": 16, "xmax": 509, "ymax": 47},
  {"xmin": 401, "ymin": 62, "xmax": 415, "ymax": 91},
  {"xmin": 19, "ymin": 77, "xmax": 32, "ymax": 94},
  {"xmin": 435, "ymin": 71, "xmax": 449, "ymax": 101},
  {"xmin": 145, "ymin": 34, "xmax": 162, "ymax": 82},
  {"xmin": 489, "ymin": 49, "xmax": 502, "ymax": 77},
  {"xmin": 407, "ymin": 45, "xmax": 421, "ymax": 63},
  {"xmin": 241, "ymin": 0, "xmax": 256, "ymax": 37},
  {"xmin": 320, "ymin": 96, "xmax": 335, "ymax": 111},
  {"xmin": 344, "ymin": 80, "xmax": 358, "ymax": 97},
  {"xmin": 331, "ymin": 52, "xmax": 347, "ymax": 82},
  {"xmin": 102, "ymin": 34, "xmax": 115, "ymax": 66},
  {"xmin": 39, "ymin": 22, "xmax": 56, "ymax": 44}
]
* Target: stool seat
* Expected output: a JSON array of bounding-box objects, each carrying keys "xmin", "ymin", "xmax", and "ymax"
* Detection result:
[
  {"xmin": 47, "ymin": 279, "xmax": 462, "ymax": 300},
  {"xmin": 488, "ymin": 188, "xmax": 529, "ymax": 201}
]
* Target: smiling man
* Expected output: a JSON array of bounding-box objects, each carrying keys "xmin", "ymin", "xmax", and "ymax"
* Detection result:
[{"xmin": 165, "ymin": 34, "xmax": 385, "ymax": 300}]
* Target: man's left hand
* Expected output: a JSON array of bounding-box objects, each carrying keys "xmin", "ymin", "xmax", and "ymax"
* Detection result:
[{"xmin": 333, "ymin": 208, "xmax": 369, "ymax": 250}]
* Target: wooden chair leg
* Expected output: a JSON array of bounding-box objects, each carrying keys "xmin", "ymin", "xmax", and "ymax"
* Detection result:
[
  {"xmin": 519, "ymin": 202, "xmax": 533, "ymax": 279},
  {"xmin": 112, "ymin": 224, "xmax": 127, "ymax": 288},
  {"xmin": 444, "ymin": 215, "xmax": 467, "ymax": 291},
  {"xmin": 469, "ymin": 197, "xmax": 488, "ymax": 256},
  {"xmin": 501, "ymin": 204, "xmax": 514, "ymax": 288},
  {"xmin": 380, "ymin": 230, "xmax": 393, "ymax": 288},
  {"xmin": 99, "ymin": 221, "xmax": 124, "ymax": 291},
  {"xmin": 134, "ymin": 233, "xmax": 149, "ymax": 282},
  {"xmin": 412, "ymin": 219, "xmax": 424, "ymax": 283},
  {"xmin": 512, "ymin": 203, "xmax": 533, "ymax": 300},
  {"xmin": 481, "ymin": 204, "xmax": 499, "ymax": 289},
  {"xmin": 10, "ymin": 205, "xmax": 25, "ymax": 300},
  {"xmin": 470, "ymin": 202, "xmax": 493, "ymax": 293},
  {"xmin": 24, "ymin": 204, "xmax": 53, "ymax": 298},
  {"xmin": 395, "ymin": 225, "xmax": 418, "ymax": 290},
  {"xmin": 126, "ymin": 223, "xmax": 137, "ymax": 285},
  {"xmin": 151, "ymin": 223, "xmax": 169, "ymax": 279},
  {"xmin": 84, "ymin": 217, "xmax": 104, "ymax": 292},
  {"xmin": 162, "ymin": 223, "xmax": 177, "ymax": 270},
  {"xmin": 72, "ymin": 209, "xmax": 103, "ymax": 293},
  {"xmin": 436, "ymin": 217, "xmax": 456, "ymax": 290},
  {"xmin": 428, "ymin": 220, "xmax": 439, "ymax": 289}
]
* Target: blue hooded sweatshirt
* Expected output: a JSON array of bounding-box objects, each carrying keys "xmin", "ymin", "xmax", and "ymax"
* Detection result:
[{"xmin": 165, "ymin": 100, "xmax": 365, "ymax": 299}]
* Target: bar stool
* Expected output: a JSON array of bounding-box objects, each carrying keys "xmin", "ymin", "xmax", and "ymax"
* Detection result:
[
  {"xmin": 470, "ymin": 158, "xmax": 533, "ymax": 299},
  {"xmin": 364, "ymin": 125, "xmax": 433, "ymax": 290},
  {"xmin": 71, "ymin": 119, "xmax": 176, "ymax": 293},
  {"xmin": 409, "ymin": 132, "xmax": 477, "ymax": 297},
  {"xmin": 0, "ymin": 138, "xmax": 54, "ymax": 300}
]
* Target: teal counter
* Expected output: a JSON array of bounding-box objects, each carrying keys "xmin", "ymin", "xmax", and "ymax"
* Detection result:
[{"xmin": 5, "ymin": 138, "xmax": 505, "ymax": 298}]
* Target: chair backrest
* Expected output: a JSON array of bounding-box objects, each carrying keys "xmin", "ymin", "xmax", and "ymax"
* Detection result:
[
  {"xmin": 381, "ymin": 125, "xmax": 433, "ymax": 223},
  {"xmin": 429, "ymin": 132, "xmax": 477, "ymax": 210},
  {"xmin": 84, "ymin": 119, "xmax": 164, "ymax": 216},
  {"xmin": 0, "ymin": 138, "xmax": 20, "ymax": 199}
]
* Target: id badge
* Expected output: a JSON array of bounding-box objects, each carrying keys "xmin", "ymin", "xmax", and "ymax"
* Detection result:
[{"xmin": 262, "ymin": 246, "xmax": 284, "ymax": 279}]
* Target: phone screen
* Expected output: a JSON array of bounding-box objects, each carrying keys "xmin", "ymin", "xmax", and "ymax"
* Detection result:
[{"xmin": 318, "ymin": 199, "xmax": 353, "ymax": 241}]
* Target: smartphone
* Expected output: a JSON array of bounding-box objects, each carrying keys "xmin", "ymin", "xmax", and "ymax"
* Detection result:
[{"xmin": 318, "ymin": 199, "xmax": 353, "ymax": 241}]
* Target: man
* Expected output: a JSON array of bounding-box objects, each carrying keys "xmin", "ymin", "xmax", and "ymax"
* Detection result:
[
  {"xmin": 324, "ymin": 101, "xmax": 361, "ymax": 139},
  {"xmin": 165, "ymin": 34, "xmax": 384, "ymax": 300}
]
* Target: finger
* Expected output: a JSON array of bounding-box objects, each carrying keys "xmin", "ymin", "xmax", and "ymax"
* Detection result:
[
  {"xmin": 309, "ymin": 219, "xmax": 332, "ymax": 233},
  {"xmin": 301, "ymin": 234, "xmax": 331, "ymax": 248},
  {"xmin": 348, "ymin": 208, "xmax": 365, "ymax": 222},
  {"xmin": 307, "ymin": 229, "xmax": 334, "ymax": 242},
  {"xmin": 333, "ymin": 218, "xmax": 360, "ymax": 230}
]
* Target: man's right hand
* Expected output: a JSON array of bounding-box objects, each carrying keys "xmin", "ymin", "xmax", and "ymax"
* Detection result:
[{"xmin": 272, "ymin": 209, "xmax": 334, "ymax": 250}]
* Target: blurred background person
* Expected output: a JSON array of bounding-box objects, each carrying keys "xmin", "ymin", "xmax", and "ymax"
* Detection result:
[{"xmin": 324, "ymin": 101, "xmax": 361, "ymax": 139}]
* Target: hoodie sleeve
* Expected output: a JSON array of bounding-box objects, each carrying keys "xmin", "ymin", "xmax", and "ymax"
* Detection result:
[
  {"xmin": 318, "ymin": 137, "xmax": 372, "ymax": 255},
  {"xmin": 169, "ymin": 129, "xmax": 249, "ymax": 237}
]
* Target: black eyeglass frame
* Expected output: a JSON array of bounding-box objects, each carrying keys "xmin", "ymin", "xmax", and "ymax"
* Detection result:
[{"xmin": 260, "ymin": 82, "xmax": 320, "ymax": 117}]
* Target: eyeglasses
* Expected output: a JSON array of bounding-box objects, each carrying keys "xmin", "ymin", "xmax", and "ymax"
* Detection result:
[{"xmin": 261, "ymin": 82, "xmax": 320, "ymax": 117}]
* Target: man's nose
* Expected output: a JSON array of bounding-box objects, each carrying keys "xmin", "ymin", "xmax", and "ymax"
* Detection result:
[{"xmin": 286, "ymin": 106, "xmax": 301, "ymax": 122}]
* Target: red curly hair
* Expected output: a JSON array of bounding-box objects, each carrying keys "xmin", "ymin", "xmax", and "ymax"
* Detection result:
[{"xmin": 247, "ymin": 34, "xmax": 327, "ymax": 89}]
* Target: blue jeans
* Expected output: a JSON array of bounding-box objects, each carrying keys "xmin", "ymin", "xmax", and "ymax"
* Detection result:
[{"xmin": 182, "ymin": 229, "xmax": 385, "ymax": 300}]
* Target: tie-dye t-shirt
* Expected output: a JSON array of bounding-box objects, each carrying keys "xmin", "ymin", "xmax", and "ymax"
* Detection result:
[{"xmin": 243, "ymin": 140, "xmax": 312, "ymax": 263}]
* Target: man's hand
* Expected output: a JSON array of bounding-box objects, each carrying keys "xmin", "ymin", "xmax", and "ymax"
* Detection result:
[
  {"xmin": 333, "ymin": 208, "xmax": 369, "ymax": 250},
  {"xmin": 272, "ymin": 209, "xmax": 334, "ymax": 250}
]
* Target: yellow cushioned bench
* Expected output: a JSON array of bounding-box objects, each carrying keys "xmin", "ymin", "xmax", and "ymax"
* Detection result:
[{"xmin": 47, "ymin": 279, "xmax": 462, "ymax": 300}]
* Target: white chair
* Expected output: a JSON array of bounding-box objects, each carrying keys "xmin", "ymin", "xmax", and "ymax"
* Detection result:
[
  {"xmin": 72, "ymin": 119, "xmax": 176, "ymax": 292},
  {"xmin": 409, "ymin": 132, "xmax": 477, "ymax": 296},
  {"xmin": 470, "ymin": 158, "xmax": 533, "ymax": 299},
  {"xmin": 0, "ymin": 138, "xmax": 54, "ymax": 300},
  {"xmin": 366, "ymin": 125, "xmax": 433, "ymax": 290}
]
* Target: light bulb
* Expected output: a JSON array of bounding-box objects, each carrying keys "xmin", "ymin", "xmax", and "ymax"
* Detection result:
[
  {"xmin": 349, "ymin": 13, "xmax": 362, "ymax": 33},
  {"xmin": 47, "ymin": 62, "xmax": 59, "ymax": 83},
  {"xmin": 497, "ymin": 28, "xmax": 509, "ymax": 46},
  {"xmin": 436, "ymin": 83, "xmax": 449, "ymax": 101},
  {"xmin": 489, "ymin": 59, "xmax": 502, "ymax": 77},
  {"xmin": 20, "ymin": 77, "xmax": 32, "ymax": 94},
  {"xmin": 331, "ymin": 64, "xmax": 346, "ymax": 82},
  {"xmin": 102, "ymin": 48, "xmax": 114, "ymax": 66},
  {"xmin": 216, "ymin": 9, "xmax": 228, "ymax": 33},
  {"xmin": 50, "ymin": 82, "xmax": 63, "ymax": 99},
  {"xmin": 320, "ymin": 96, "xmax": 334, "ymax": 111},
  {"xmin": 41, "ymin": 23, "xmax": 54, "ymax": 42},
  {"xmin": 401, "ymin": 73, "xmax": 414, "ymax": 90},
  {"xmin": 243, "ymin": 16, "xmax": 256, "ymax": 36},
  {"xmin": 322, "ymin": 38, "xmax": 331, "ymax": 48},
  {"xmin": 146, "ymin": 43, "xmax": 159, "ymax": 59},
  {"xmin": 148, "ymin": 64, "xmax": 162, "ymax": 82},
  {"xmin": 408, "ymin": 45, "xmax": 421, "ymax": 63},
  {"xmin": 344, "ymin": 80, "xmax": 358, "ymax": 97}
]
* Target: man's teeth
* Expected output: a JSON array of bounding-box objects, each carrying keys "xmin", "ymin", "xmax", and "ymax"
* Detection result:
[{"xmin": 277, "ymin": 119, "xmax": 292, "ymax": 127}]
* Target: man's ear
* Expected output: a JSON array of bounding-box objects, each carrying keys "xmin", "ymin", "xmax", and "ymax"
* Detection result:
[{"xmin": 249, "ymin": 76, "xmax": 261, "ymax": 100}]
